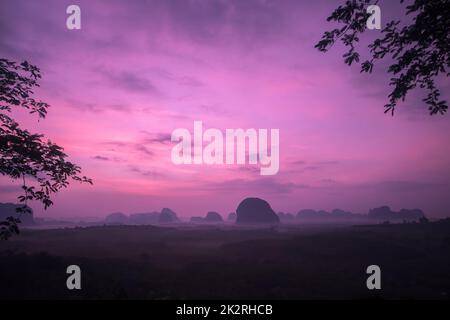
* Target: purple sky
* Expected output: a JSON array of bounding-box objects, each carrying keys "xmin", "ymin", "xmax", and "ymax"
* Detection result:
[{"xmin": 1, "ymin": 0, "xmax": 450, "ymax": 219}]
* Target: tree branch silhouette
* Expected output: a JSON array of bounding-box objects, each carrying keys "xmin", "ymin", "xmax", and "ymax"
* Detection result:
[
  {"xmin": 0, "ymin": 58, "xmax": 92, "ymax": 240},
  {"xmin": 315, "ymin": 0, "xmax": 449, "ymax": 115}
]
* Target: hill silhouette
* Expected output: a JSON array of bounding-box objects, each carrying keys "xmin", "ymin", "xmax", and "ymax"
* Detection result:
[
  {"xmin": 204, "ymin": 211, "xmax": 223, "ymax": 223},
  {"xmin": 236, "ymin": 197, "xmax": 280, "ymax": 225},
  {"xmin": 158, "ymin": 208, "xmax": 179, "ymax": 223},
  {"xmin": 227, "ymin": 212, "xmax": 237, "ymax": 222}
]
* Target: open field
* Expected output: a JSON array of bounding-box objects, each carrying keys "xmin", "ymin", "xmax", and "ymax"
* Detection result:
[{"xmin": 1, "ymin": 221, "xmax": 450, "ymax": 299}]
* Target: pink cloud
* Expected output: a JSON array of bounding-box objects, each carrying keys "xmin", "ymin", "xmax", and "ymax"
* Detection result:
[{"xmin": 1, "ymin": 0, "xmax": 449, "ymax": 218}]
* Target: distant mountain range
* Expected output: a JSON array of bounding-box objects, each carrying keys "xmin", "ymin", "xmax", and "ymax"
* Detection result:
[
  {"xmin": 281, "ymin": 206, "xmax": 426, "ymax": 223},
  {"xmin": 294, "ymin": 208, "xmax": 365, "ymax": 223},
  {"xmin": 104, "ymin": 208, "xmax": 179, "ymax": 225},
  {"xmin": 0, "ymin": 200, "xmax": 428, "ymax": 228},
  {"xmin": 368, "ymin": 206, "xmax": 425, "ymax": 222},
  {"xmin": 102, "ymin": 201, "xmax": 427, "ymax": 226}
]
